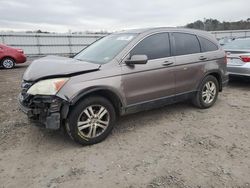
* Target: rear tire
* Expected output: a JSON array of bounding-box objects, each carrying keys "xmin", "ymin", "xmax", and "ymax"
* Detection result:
[
  {"xmin": 192, "ymin": 75, "xmax": 219, "ymax": 109},
  {"xmin": 1, "ymin": 58, "xmax": 15, "ymax": 69},
  {"xmin": 66, "ymin": 96, "xmax": 116, "ymax": 145}
]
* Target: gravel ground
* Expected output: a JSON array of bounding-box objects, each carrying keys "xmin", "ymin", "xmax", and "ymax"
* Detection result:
[{"xmin": 0, "ymin": 59, "xmax": 250, "ymax": 188}]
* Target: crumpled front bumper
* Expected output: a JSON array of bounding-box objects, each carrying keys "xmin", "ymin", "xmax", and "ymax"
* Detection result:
[{"xmin": 18, "ymin": 94, "xmax": 68, "ymax": 130}]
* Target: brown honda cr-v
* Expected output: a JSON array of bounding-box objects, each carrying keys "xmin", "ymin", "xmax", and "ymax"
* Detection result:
[{"xmin": 19, "ymin": 28, "xmax": 228, "ymax": 145}]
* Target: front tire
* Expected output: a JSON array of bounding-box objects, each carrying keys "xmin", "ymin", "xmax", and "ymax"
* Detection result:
[
  {"xmin": 66, "ymin": 96, "xmax": 116, "ymax": 145},
  {"xmin": 192, "ymin": 75, "xmax": 219, "ymax": 109},
  {"xmin": 1, "ymin": 58, "xmax": 15, "ymax": 69}
]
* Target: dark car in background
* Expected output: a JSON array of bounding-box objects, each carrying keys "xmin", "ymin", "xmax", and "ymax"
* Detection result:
[
  {"xmin": 0, "ymin": 44, "xmax": 26, "ymax": 69},
  {"xmin": 18, "ymin": 28, "xmax": 228, "ymax": 145},
  {"xmin": 223, "ymin": 38, "xmax": 250, "ymax": 77}
]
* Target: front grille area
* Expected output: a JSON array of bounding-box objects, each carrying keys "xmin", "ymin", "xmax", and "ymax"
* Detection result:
[
  {"xmin": 21, "ymin": 81, "xmax": 33, "ymax": 93},
  {"xmin": 20, "ymin": 81, "xmax": 33, "ymax": 105}
]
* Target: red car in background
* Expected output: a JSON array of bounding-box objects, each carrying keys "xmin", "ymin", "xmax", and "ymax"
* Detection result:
[{"xmin": 0, "ymin": 44, "xmax": 26, "ymax": 69}]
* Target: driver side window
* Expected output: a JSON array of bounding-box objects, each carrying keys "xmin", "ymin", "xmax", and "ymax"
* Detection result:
[{"xmin": 130, "ymin": 33, "xmax": 171, "ymax": 60}]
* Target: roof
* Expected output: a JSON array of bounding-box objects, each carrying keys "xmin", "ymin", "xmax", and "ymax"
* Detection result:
[
  {"xmin": 116, "ymin": 27, "xmax": 217, "ymax": 43},
  {"xmin": 116, "ymin": 27, "xmax": 207, "ymax": 34}
]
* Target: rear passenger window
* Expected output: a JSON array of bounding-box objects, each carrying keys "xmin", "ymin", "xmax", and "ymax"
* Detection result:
[
  {"xmin": 198, "ymin": 36, "xmax": 218, "ymax": 52},
  {"xmin": 130, "ymin": 33, "xmax": 170, "ymax": 60},
  {"xmin": 173, "ymin": 33, "xmax": 201, "ymax": 56}
]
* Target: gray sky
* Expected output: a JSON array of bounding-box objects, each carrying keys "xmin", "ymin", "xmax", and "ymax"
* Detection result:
[{"xmin": 0, "ymin": 0, "xmax": 249, "ymax": 32}]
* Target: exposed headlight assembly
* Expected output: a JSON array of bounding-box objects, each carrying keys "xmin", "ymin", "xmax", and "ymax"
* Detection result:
[{"xmin": 27, "ymin": 78, "xmax": 69, "ymax": 95}]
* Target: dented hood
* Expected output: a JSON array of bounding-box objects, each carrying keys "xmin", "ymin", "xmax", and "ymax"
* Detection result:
[{"xmin": 23, "ymin": 56, "xmax": 101, "ymax": 81}]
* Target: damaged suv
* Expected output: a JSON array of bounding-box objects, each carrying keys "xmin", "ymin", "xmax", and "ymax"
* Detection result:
[{"xmin": 19, "ymin": 28, "xmax": 228, "ymax": 145}]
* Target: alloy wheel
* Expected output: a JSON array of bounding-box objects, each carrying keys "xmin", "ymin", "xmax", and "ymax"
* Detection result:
[
  {"xmin": 2, "ymin": 59, "xmax": 14, "ymax": 69},
  {"xmin": 202, "ymin": 81, "xmax": 216, "ymax": 104},
  {"xmin": 77, "ymin": 105, "xmax": 110, "ymax": 138}
]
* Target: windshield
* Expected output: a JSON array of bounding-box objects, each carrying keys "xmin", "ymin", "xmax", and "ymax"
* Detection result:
[
  {"xmin": 223, "ymin": 38, "xmax": 250, "ymax": 50},
  {"xmin": 74, "ymin": 33, "xmax": 137, "ymax": 64}
]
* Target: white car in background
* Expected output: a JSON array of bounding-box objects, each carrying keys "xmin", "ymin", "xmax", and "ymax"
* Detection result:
[{"xmin": 223, "ymin": 38, "xmax": 250, "ymax": 77}]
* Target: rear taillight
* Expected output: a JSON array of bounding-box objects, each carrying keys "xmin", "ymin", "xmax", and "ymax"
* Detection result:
[
  {"xmin": 240, "ymin": 56, "xmax": 250, "ymax": 63},
  {"xmin": 17, "ymin": 49, "xmax": 24, "ymax": 53}
]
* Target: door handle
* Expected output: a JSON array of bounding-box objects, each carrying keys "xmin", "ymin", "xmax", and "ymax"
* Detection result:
[
  {"xmin": 162, "ymin": 61, "xmax": 174, "ymax": 66},
  {"xmin": 199, "ymin": 56, "xmax": 207, "ymax": 61}
]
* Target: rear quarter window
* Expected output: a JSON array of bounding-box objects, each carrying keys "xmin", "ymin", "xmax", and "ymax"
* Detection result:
[
  {"xmin": 172, "ymin": 32, "xmax": 201, "ymax": 56},
  {"xmin": 198, "ymin": 36, "xmax": 218, "ymax": 52}
]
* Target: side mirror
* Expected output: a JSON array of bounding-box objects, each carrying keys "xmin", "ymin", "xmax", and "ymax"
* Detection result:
[{"xmin": 125, "ymin": 55, "xmax": 148, "ymax": 65}]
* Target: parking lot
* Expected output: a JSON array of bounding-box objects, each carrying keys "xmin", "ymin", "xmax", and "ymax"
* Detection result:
[{"xmin": 0, "ymin": 59, "xmax": 250, "ymax": 188}]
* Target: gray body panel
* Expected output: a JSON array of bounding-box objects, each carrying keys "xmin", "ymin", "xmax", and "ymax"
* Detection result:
[
  {"xmin": 57, "ymin": 62, "xmax": 125, "ymax": 104},
  {"xmin": 121, "ymin": 57, "xmax": 175, "ymax": 105},
  {"xmin": 23, "ymin": 55, "xmax": 100, "ymax": 81}
]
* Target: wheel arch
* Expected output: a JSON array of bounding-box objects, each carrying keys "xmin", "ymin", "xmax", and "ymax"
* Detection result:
[
  {"xmin": 69, "ymin": 87, "xmax": 125, "ymax": 117},
  {"xmin": 1, "ymin": 56, "xmax": 16, "ymax": 63},
  {"xmin": 199, "ymin": 71, "xmax": 223, "ymax": 92}
]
